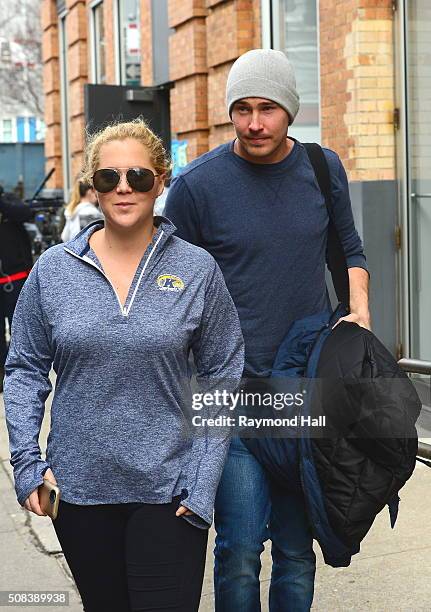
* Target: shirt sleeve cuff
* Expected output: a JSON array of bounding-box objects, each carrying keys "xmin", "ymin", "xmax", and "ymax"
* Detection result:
[
  {"xmin": 178, "ymin": 498, "xmax": 212, "ymax": 530},
  {"xmin": 346, "ymin": 255, "xmax": 369, "ymax": 274},
  {"xmin": 16, "ymin": 461, "xmax": 50, "ymax": 506}
]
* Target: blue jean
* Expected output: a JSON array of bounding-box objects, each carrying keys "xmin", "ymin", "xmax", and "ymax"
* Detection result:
[{"xmin": 214, "ymin": 437, "xmax": 316, "ymax": 612}]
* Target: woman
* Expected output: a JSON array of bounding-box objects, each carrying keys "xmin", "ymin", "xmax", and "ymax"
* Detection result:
[
  {"xmin": 4, "ymin": 119, "xmax": 244, "ymax": 612},
  {"xmin": 61, "ymin": 179, "xmax": 103, "ymax": 242}
]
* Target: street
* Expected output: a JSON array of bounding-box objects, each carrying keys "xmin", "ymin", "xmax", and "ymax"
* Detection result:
[{"xmin": 1, "ymin": 390, "xmax": 431, "ymax": 612}]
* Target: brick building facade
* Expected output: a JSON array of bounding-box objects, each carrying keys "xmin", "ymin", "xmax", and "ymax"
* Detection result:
[
  {"xmin": 41, "ymin": 0, "xmax": 398, "ymax": 188},
  {"xmin": 40, "ymin": 0, "xmax": 431, "ymax": 362}
]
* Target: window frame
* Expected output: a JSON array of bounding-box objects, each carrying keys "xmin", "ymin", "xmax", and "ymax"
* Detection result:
[
  {"xmin": 115, "ymin": 0, "xmax": 142, "ymax": 86},
  {"xmin": 58, "ymin": 9, "xmax": 71, "ymax": 196},
  {"xmin": 261, "ymin": 0, "xmax": 321, "ymax": 143},
  {"xmin": 2, "ymin": 118, "xmax": 14, "ymax": 143},
  {"xmin": 113, "ymin": 0, "xmax": 122, "ymax": 84},
  {"xmin": 90, "ymin": 0, "xmax": 107, "ymax": 85}
]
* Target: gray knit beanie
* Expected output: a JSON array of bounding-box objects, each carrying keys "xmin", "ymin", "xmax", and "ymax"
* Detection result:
[{"xmin": 226, "ymin": 49, "xmax": 300, "ymax": 124}]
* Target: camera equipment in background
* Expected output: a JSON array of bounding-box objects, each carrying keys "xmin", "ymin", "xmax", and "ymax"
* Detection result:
[{"xmin": 24, "ymin": 169, "xmax": 64, "ymax": 256}]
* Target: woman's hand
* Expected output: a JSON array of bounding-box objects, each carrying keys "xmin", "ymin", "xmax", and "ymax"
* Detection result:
[
  {"xmin": 176, "ymin": 505, "xmax": 194, "ymax": 517},
  {"xmin": 23, "ymin": 468, "xmax": 57, "ymax": 516}
]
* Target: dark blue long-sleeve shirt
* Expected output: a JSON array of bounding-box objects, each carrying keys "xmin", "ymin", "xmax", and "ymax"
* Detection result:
[{"xmin": 165, "ymin": 139, "xmax": 367, "ymax": 377}]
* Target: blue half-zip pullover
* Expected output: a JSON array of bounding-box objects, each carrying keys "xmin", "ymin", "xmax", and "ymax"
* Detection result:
[{"xmin": 4, "ymin": 217, "xmax": 244, "ymax": 528}]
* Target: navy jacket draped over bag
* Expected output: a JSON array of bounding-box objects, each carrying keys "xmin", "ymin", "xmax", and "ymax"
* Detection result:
[{"xmin": 242, "ymin": 144, "xmax": 422, "ymax": 567}]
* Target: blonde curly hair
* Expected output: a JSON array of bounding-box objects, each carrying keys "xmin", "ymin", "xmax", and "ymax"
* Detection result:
[{"xmin": 81, "ymin": 118, "xmax": 171, "ymax": 185}]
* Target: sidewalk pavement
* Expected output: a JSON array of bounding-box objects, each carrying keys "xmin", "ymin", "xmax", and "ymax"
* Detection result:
[{"xmin": 1, "ymin": 389, "xmax": 430, "ymax": 612}]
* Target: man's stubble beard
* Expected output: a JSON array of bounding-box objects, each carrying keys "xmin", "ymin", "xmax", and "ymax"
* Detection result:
[{"xmin": 238, "ymin": 134, "xmax": 288, "ymax": 162}]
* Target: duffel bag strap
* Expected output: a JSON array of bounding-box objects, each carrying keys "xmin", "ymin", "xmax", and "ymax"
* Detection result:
[{"xmin": 303, "ymin": 143, "xmax": 350, "ymax": 312}]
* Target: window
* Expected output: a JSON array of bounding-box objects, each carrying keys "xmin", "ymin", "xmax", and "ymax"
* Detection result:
[
  {"xmin": 117, "ymin": 0, "xmax": 141, "ymax": 85},
  {"xmin": 404, "ymin": 0, "xmax": 431, "ymax": 359},
  {"xmin": 2, "ymin": 119, "xmax": 13, "ymax": 142},
  {"xmin": 28, "ymin": 117, "xmax": 36, "ymax": 142},
  {"xmin": 265, "ymin": 0, "xmax": 320, "ymax": 142},
  {"xmin": 91, "ymin": 1, "xmax": 107, "ymax": 84},
  {"xmin": 17, "ymin": 117, "xmax": 26, "ymax": 142},
  {"xmin": 36, "ymin": 119, "xmax": 46, "ymax": 142},
  {"xmin": 0, "ymin": 41, "xmax": 11, "ymax": 63}
]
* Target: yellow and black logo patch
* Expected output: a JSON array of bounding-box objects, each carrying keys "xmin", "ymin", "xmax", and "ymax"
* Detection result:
[{"xmin": 156, "ymin": 274, "xmax": 185, "ymax": 292}]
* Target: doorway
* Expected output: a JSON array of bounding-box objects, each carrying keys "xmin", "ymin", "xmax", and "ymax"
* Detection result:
[{"xmin": 399, "ymin": 0, "xmax": 431, "ymax": 362}]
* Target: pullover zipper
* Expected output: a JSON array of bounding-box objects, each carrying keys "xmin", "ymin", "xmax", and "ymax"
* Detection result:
[
  {"xmin": 63, "ymin": 231, "xmax": 164, "ymax": 318},
  {"xmin": 124, "ymin": 231, "xmax": 163, "ymax": 316}
]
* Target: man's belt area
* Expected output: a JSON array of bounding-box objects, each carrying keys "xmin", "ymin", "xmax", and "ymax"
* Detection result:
[{"xmin": 0, "ymin": 269, "xmax": 32, "ymax": 284}]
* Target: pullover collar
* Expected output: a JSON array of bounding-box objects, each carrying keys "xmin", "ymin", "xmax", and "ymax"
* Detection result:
[
  {"xmin": 63, "ymin": 216, "xmax": 177, "ymax": 317},
  {"xmin": 63, "ymin": 215, "xmax": 177, "ymax": 258}
]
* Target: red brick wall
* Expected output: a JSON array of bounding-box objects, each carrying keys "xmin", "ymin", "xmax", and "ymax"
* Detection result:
[
  {"xmin": 43, "ymin": 0, "xmax": 263, "ymax": 187},
  {"xmin": 168, "ymin": 0, "xmax": 209, "ymax": 158},
  {"xmin": 168, "ymin": 0, "xmax": 261, "ymax": 160},
  {"xmin": 320, "ymin": 0, "xmax": 396, "ymax": 181},
  {"xmin": 252, "ymin": 0, "xmax": 261, "ymax": 48},
  {"xmin": 206, "ymin": 0, "xmax": 257, "ymax": 148},
  {"xmin": 41, "ymin": 0, "xmax": 62, "ymax": 189},
  {"xmin": 141, "ymin": 0, "xmax": 153, "ymax": 85},
  {"xmin": 42, "ymin": 0, "xmax": 117, "ymax": 192},
  {"xmin": 66, "ymin": 1, "xmax": 88, "ymax": 183},
  {"xmin": 42, "ymin": 0, "xmax": 398, "ymax": 190},
  {"xmin": 42, "ymin": 0, "xmax": 91, "ymax": 190}
]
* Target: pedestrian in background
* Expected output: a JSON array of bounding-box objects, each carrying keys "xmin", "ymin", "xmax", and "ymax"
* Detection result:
[
  {"xmin": 4, "ymin": 119, "xmax": 244, "ymax": 612},
  {"xmin": 0, "ymin": 187, "xmax": 33, "ymax": 392},
  {"xmin": 61, "ymin": 179, "xmax": 103, "ymax": 242},
  {"xmin": 165, "ymin": 49, "xmax": 370, "ymax": 611}
]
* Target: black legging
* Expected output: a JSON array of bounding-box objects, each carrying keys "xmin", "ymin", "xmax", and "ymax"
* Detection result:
[{"xmin": 52, "ymin": 497, "xmax": 208, "ymax": 612}]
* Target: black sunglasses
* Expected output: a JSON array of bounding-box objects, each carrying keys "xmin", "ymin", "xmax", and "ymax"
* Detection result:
[{"xmin": 92, "ymin": 167, "xmax": 160, "ymax": 193}]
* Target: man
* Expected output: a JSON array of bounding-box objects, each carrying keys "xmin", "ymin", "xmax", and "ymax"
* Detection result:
[
  {"xmin": 165, "ymin": 49, "xmax": 370, "ymax": 611},
  {"xmin": 0, "ymin": 187, "xmax": 33, "ymax": 392}
]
